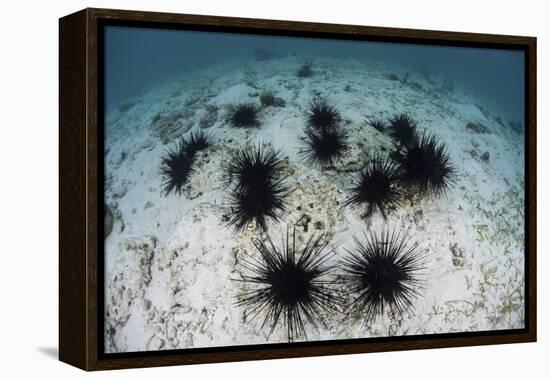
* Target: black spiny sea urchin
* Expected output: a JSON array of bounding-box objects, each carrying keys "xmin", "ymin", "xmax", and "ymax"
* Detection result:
[
  {"xmin": 160, "ymin": 138, "xmax": 195, "ymax": 196},
  {"xmin": 394, "ymin": 132, "xmax": 455, "ymax": 197},
  {"xmin": 160, "ymin": 131, "xmax": 214, "ymax": 196},
  {"xmin": 228, "ymin": 103, "xmax": 260, "ymax": 128},
  {"xmin": 300, "ymin": 127, "xmax": 349, "ymax": 168},
  {"xmin": 341, "ymin": 228, "xmax": 424, "ymax": 324},
  {"xmin": 185, "ymin": 129, "xmax": 213, "ymax": 155},
  {"xmin": 223, "ymin": 145, "xmax": 284, "ymax": 188},
  {"xmin": 388, "ymin": 113, "xmax": 418, "ymax": 146},
  {"xmin": 227, "ymin": 180, "xmax": 288, "ymax": 231},
  {"xmin": 236, "ymin": 230, "xmax": 338, "ymax": 341},
  {"xmin": 224, "ymin": 145, "xmax": 288, "ymax": 231},
  {"xmin": 306, "ymin": 98, "xmax": 342, "ymax": 130},
  {"xmin": 344, "ymin": 155, "xmax": 404, "ymax": 220}
]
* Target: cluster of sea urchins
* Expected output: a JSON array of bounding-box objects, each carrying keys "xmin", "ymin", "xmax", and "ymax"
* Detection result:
[
  {"xmin": 156, "ymin": 93, "xmax": 453, "ymax": 342},
  {"xmin": 344, "ymin": 113, "xmax": 455, "ymax": 219},
  {"xmin": 160, "ymin": 130, "xmax": 213, "ymax": 196},
  {"xmin": 300, "ymin": 98, "xmax": 349, "ymax": 168},
  {"xmin": 236, "ymin": 227, "xmax": 424, "ymax": 341},
  {"xmin": 223, "ymin": 144, "xmax": 289, "ymax": 231},
  {"xmin": 232, "ymin": 110, "xmax": 453, "ymax": 340}
]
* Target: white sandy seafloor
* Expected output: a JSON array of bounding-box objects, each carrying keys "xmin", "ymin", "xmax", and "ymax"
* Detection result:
[{"xmin": 103, "ymin": 54, "xmax": 525, "ymax": 353}]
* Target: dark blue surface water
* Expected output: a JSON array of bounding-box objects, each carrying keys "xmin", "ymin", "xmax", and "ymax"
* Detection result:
[{"xmin": 104, "ymin": 26, "xmax": 525, "ymax": 123}]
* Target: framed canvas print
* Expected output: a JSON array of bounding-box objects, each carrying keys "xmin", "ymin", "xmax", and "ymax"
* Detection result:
[{"xmin": 59, "ymin": 8, "xmax": 536, "ymax": 371}]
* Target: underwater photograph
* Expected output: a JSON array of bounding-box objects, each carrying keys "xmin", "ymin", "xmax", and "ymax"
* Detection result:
[{"xmin": 102, "ymin": 25, "xmax": 526, "ymax": 353}]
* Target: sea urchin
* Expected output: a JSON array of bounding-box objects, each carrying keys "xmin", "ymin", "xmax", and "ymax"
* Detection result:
[
  {"xmin": 185, "ymin": 130, "xmax": 213, "ymax": 155},
  {"xmin": 394, "ymin": 132, "xmax": 455, "ymax": 197},
  {"xmin": 160, "ymin": 131, "xmax": 214, "ymax": 196},
  {"xmin": 223, "ymin": 145, "xmax": 284, "ymax": 189},
  {"xmin": 344, "ymin": 155, "xmax": 404, "ymax": 220},
  {"xmin": 236, "ymin": 230, "xmax": 338, "ymax": 341},
  {"xmin": 306, "ymin": 98, "xmax": 342, "ymax": 130},
  {"xmin": 388, "ymin": 113, "xmax": 418, "ymax": 146},
  {"xmin": 341, "ymin": 228, "xmax": 424, "ymax": 324},
  {"xmin": 228, "ymin": 103, "xmax": 260, "ymax": 128},
  {"xmin": 224, "ymin": 144, "xmax": 288, "ymax": 231},
  {"xmin": 160, "ymin": 138, "xmax": 195, "ymax": 196},
  {"xmin": 300, "ymin": 126, "xmax": 349, "ymax": 168}
]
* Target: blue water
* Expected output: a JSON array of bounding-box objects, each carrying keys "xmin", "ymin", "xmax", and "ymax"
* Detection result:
[{"xmin": 104, "ymin": 25, "xmax": 525, "ymax": 123}]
